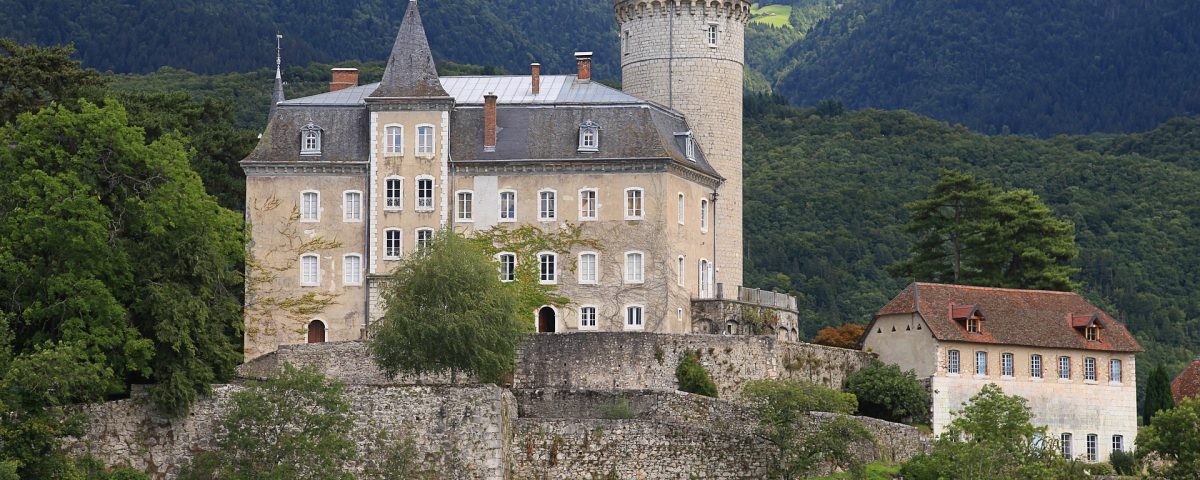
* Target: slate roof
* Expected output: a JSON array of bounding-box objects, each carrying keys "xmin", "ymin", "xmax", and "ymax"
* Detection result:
[
  {"xmin": 280, "ymin": 76, "xmax": 644, "ymax": 107},
  {"xmin": 369, "ymin": 0, "xmax": 448, "ymax": 99},
  {"xmin": 1173, "ymin": 358, "xmax": 1200, "ymax": 404},
  {"xmin": 873, "ymin": 283, "xmax": 1143, "ymax": 353}
]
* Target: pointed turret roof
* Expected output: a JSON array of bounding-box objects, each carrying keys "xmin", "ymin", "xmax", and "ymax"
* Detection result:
[
  {"xmin": 369, "ymin": 0, "xmax": 449, "ymax": 99},
  {"xmin": 269, "ymin": 34, "xmax": 286, "ymax": 118}
]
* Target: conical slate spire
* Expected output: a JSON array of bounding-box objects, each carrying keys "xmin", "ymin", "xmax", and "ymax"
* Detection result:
[
  {"xmin": 369, "ymin": 0, "xmax": 449, "ymax": 98},
  {"xmin": 269, "ymin": 34, "xmax": 285, "ymax": 118}
]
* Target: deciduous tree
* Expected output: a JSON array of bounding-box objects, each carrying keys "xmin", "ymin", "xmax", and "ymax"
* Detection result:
[
  {"xmin": 812, "ymin": 324, "xmax": 865, "ymax": 349},
  {"xmin": 845, "ymin": 360, "xmax": 931, "ymax": 424},
  {"xmin": 1138, "ymin": 396, "xmax": 1200, "ymax": 479}
]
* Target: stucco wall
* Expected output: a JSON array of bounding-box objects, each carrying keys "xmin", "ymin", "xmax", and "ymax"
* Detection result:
[
  {"xmin": 862, "ymin": 313, "xmax": 939, "ymax": 378},
  {"xmin": 64, "ymin": 384, "xmax": 515, "ymax": 480},
  {"xmin": 513, "ymin": 332, "xmax": 872, "ymax": 397}
]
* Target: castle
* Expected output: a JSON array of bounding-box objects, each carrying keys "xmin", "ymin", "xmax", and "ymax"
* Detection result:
[{"xmin": 241, "ymin": 0, "xmax": 784, "ymax": 360}]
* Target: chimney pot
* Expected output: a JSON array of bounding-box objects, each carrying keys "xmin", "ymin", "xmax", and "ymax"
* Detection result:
[
  {"xmin": 574, "ymin": 52, "xmax": 593, "ymax": 81},
  {"xmin": 531, "ymin": 63, "xmax": 541, "ymax": 95},
  {"xmin": 483, "ymin": 93, "xmax": 498, "ymax": 152},
  {"xmin": 330, "ymin": 68, "xmax": 359, "ymax": 92}
]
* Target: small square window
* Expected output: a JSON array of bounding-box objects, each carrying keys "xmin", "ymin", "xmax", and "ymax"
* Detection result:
[
  {"xmin": 580, "ymin": 306, "xmax": 597, "ymax": 329},
  {"xmin": 625, "ymin": 305, "xmax": 644, "ymax": 330},
  {"xmin": 705, "ymin": 23, "xmax": 719, "ymax": 47}
]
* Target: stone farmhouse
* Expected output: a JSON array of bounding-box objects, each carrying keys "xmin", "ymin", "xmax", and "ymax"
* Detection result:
[
  {"xmin": 863, "ymin": 283, "xmax": 1142, "ymax": 463},
  {"xmin": 1173, "ymin": 357, "xmax": 1200, "ymax": 404},
  {"xmin": 241, "ymin": 0, "xmax": 798, "ymax": 361}
]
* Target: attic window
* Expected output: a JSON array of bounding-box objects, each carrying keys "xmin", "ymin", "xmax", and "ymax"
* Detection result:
[
  {"xmin": 300, "ymin": 123, "xmax": 323, "ymax": 156},
  {"xmin": 1070, "ymin": 314, "xmax": 1103, "ymax": 342},
  {"xmin": 1086, "ymin": 325, "xmax": 1099, "ymax": 341},
  {"xmin": 951, "ymin": 304, "xmax": 984, "ymax": 334},
  {"xmin": 966, "ymin": 315, "xmax": 982, "ymax": 334},
  {"xmin": 685, "ymin": 132, "xmax": 696, "ymax": 161},
  {"xmin": 578, "ymin": 121, "xmax": 599, "ymax": 152}
]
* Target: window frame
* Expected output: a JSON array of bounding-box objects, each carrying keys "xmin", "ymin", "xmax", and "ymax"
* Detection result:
[
  {"xmin": 624, "ymin": 251, "xmax": 645, "ymax": 284},
  {"xmin": 415, "ymin": 228, "xmax": 434, "ymax": 252},
  {"xmin": 1061, "ymin": 433, "xmax": 1073, "ymax": 458},
  {"xmin": 455, "ymin": 190, "xmax": 474, "ymax": 222},
  {"xmin": 384, "ymin": 176, "xmax": 404, "ymax": 211},
  {"xmin": 578, "ymin": 121, "xmax": 599, "ymax": 152},
  {"xmin": 383, "ymin": 229, "xmax": 403, "ymax": 260},
  {"xmin": 677, "ymin": 255, "xmax": 685, "ymax": 287},
  {"xmin": 384, "ymin": 124, "xmax": 404, "ymax": 155},
  {"xmin": 677, "ymin": 193, "xmax": 686, "ymax": 225},
  {"xmin": 579, "ymin": 305, "xmax": 598, "ymax": 330},
  {"xmin": 415, "ymin": 175, "xmax": 434, "ymax": 212},
  {"xmin": 538, "ymin": 252, "xmax": 557, "ymax": 285},
  {"xmin": 1086, "ymin": 325, "xmax": 1100, "ymax": 341},
  {"xmin": 975, "ymin": 351, "xmax": 988, "ymax": 376},
  {"xmin": 699, "ymin": 198, "xmax": 709, "ymax": 232},
  {"xmin": 499, "ymin": 190, "xmax": 517, "ymax": 222},
  {"xmin": 578, "ymin": 252, "xmax": 598, "ymax": 285},
  {"xmin": 698, "ymin": 258, "xmax": 712, "ymax": 298},
  {"xmin": 1059, "ymin": 356, "xmax": 1072, "ymax": 380},
  {"xmin": 1112, "ymin": 435, "xmax": 1124, "ymax": 453},
  {"xmin": 705, "ymin": 22, "xmax": 719, "ymax": 48},
  {"xmin": 538, "ymin": 189, "xmax": 557, "ymax": 221},
  {"xmin": 342, "ymin": 254, "xmax": 362, "ymax": 286},
  {"xmin": 624, "ymin": 304, "xmax": 645, "ymax": 330},
  {"xmin": 415, "ymin": 124, "xmax": 435, "ymax": 156},
  {"xmin": 300, "ymin": 123, "xmax": 322, "ymax": 156},
  {"xmin": 1086, "ymin": 434, "xmax": 1097, "ymax": 462},
  {"xmin": 496, "ymin": 252, "xmax": 516, "ymax": 283},
  {"xmin": 1110, "ymin": 359, "xmax": 1122, "ymax": 383},
  {"xmin": 300, "ymin": 190, "xmax": 320, "ymax": 222},
  {"xmin": 624, "ymin": 187, "xmax": 644, "ymax": 220},
  {"xmin": 1084, "ymin": 357, "xmax": 1097, "ymax": 382},
  {"xmin": 342, "ymin": 190, "xmax": 362, "ymax": 222},
  {"xmin": 685, "ymin": 131, "xmax": 696, "ymax": 161},
  {"xmin": 578, "ymin": 188, "xmax": 598, "ymax": 221},
  {"xmin": 300, "ymin": 253, "xmax": 320, "ymax": 286},
  {"xmin": 1031, "ymin": 354, "xmax": 1043, "ymax": 379},
  {"xmin": 947, "ymin": 349, "xmax": 961, "ymax": 375},
  {"xmin": 1001, "ymin": 352, "xmax": 1014, "ymax": 377}
]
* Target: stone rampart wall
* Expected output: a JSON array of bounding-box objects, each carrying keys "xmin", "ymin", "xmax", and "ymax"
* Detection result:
[
  {"xmin": 65, "ymin": 384, "xmax": 514, "ymax": 480},
  {"xmin": 514, "ymin": 333, "xmax": 872, "ymax": 397},
  {"xmin": 237, "ymin": 340, "xmax": 473, "ymax": 385}
]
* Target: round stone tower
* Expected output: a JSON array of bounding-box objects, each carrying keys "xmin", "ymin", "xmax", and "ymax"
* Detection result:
[{"xmin": 614, "ymin": 0, "xmax": 750, "ymax": 288}]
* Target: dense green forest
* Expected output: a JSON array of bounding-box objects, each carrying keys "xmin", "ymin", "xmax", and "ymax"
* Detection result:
[
  {"xmin": 742, "ymin": 94, "xmax": 1200, "ymax": 401},
  {"xmin": 773, "ymin": 0, "xmax": 1200, "ymax": 136}
]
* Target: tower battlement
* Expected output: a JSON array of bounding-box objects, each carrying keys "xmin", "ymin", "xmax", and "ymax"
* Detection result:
[{"xmin": 613, "ymin": 0, "xmax": 752, "ymax": 24}]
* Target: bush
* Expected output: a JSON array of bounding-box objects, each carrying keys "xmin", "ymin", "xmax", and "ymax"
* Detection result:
[
  {"xmin": 812, "ymin": 324, "xmax": 866, "ymax": 349},
  {"xmin": 676, "ymin": 350, "xmax": 719, "ymax": 398},
  {"xmin": 742, "ymin": 379, "xmax": 858, "ymax": 417},
  {"xmin": 597, "ymin": 397, "xmax": 638, "ymax": 420},
  {"xmin": 1109, "ymin": 449, "xmax": 1137, "ymax": 476},
  {"xmin": 845, "ymin": 360, "xmax": 931, "ymax": 424}
]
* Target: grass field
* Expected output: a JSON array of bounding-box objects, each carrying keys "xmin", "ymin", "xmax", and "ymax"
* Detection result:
[{"xmin": 750, "ymin": 3, "xmax": 794, "ymax": 28}]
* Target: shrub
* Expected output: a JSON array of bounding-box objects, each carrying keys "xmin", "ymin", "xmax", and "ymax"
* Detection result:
[
  {"xmin": 845, "ymin": 360, "xmax": 931, "ymax": 424},
  {"xmin": 1139, "ymin": 396, "xmax": 1200, "ymax": 478},
  {"xmin": 812, "ymin": 324, "xmax": 866, "ymax": 349},
  {"xmin": 676, "ymin": 350, "xmax": 719, "ymax": 398},
  {"xmin": 742, "ymin": 379, "xmax": 858, "ymax": 417},
  {"xmin": 597, "ymin": 397, "xmax": 638, "ymax": 420},
  {"xmin": 1109, "ymin": 449, "xmax": 1137, "ymax": 476}
]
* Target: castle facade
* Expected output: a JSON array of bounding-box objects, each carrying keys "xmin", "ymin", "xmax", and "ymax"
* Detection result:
[{"xmin": 242, "ymin": 0, "xmax": 758, "ymax": 359}]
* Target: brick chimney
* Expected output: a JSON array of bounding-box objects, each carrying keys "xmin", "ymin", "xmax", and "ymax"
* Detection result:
[
  {"xmin": 330, "ymin": 68, "xmax": 359, "ymax": 92},
  {"xmin": 531, "ymin": 63, "xmax": 541, "ymax": 95},
  {"xmin": 575, "ymin": 52, "xmax": 593, "ymax": 81},
  {"xmin": 483, "ymin": 93, "xmax": 497, "ymax": 152}
]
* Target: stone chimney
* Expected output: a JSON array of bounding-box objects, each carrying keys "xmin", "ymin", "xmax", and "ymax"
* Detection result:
[
  {"xmin": 330, "ymin": 68, "xmax": 359, "ymax": 92},
  {"xmin": 483, "ymin": 93, "xmax": 497, "ymax": 152},
  {"xmin": 575, "ymin": 52, "xmax": 593, "ymax": 81},
  {"xmin": 531, "ymin": 63, "xmax": 541, "ymax": 95}
]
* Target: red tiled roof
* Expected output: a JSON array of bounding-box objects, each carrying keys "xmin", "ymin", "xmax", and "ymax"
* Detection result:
[
  {"xmin": 874, "ymin": 283, "xmax": 1143, "ymax": 353},
  {"xmin": 1173, "ymin": 359, "xmax": 1200, "ymax": 404}
]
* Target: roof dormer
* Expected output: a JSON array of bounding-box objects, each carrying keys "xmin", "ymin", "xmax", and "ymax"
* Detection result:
[
  {"xmin": 1070, "ymin": 313, "xmax": 1103, "ymax": 342},
  {"xmin": 950, "ymin": 303, "xmax": 984, "ymax": 334}
]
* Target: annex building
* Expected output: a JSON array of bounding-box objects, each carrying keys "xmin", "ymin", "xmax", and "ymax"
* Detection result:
[
  {"xmin": 864, "ymin": 283, "xmax": 1143, "ymax": 463},
  {"xmin": 241, "ymin": 0, "xmax": 784, "ymax": 360}
]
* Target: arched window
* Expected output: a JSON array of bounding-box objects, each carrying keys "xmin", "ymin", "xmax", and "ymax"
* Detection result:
[
  {"xmin": 625, "ymin": 251, "xmax": 644, "ymax": 284},
  {"xmin": 698, "ymin": 259, "xmax": 711, "ymax": 298},
  {"xmin": 300, "ymin": 191, "xmax": 319, "ymax": 222},
  {"xmin": 677, "ymin": 256, "xmax": 685, "ymax": 286},
  {"xmin": 684, "ymin": 131, "xmax": 696, "ymax": 160},
  {"xmin": 343, "ymin": 191, "xmax": 362, "ymax": 222},
  {"xmin": 384, "ymin": 177, "xmax": 404, "ymax": 210},
  {"xmin": 343, "ymin": 254, "xmax": 362, "ymax": 285},
  {"xmin": 300, "ymin": 254, "xmax": 319, "ymax": 286},
  {"xmin": 384, "ymin": 229, "xmax": 402, "ymax": 260},
  {"xmin": 384, "ymin": 125, "xmax": 403, "ymax": 154},
  {"xmin": 1059, "ymin": 356, "xmax": 1072, "ymax": 380},
  {"xmin": 1061, "ymin": 433, "xmax": 1073, "ymax": 458},
  {"xmin": 1084, "ymin": 357, "xmax": 1097, "ymax": 381},
  {"xmin": 1001, "ymin": 352, "xmax": 1014, "ymax": 377},
  {"xmin": 415, "ymin": 176, "xmax": 434, "ymax": 211},
  {"xmin": 300, "ymin": 123, "xmax": 322, "ymax": 155},
  {"xmin": 1030, "ymin": 354, "xmax": 1043, "ymax": 378},
  {"xmin": 538, "ymin": 252, "xmax": 556, "ymax": 284},
  {"xmin": 975, "ymin": 351, "xmax": 988, "ymax": 376},
  {"xmin": 307, "ymin": 319, "xmax": 326, "ymax": 343},
  {"xmin": 416, "ymin": 124, "xmax": 435, "ymax": 156},
  {"xmin": 579, "ymin": 252, "xmax": 598, "ymax": 284},
  {"xmin": 699, "ymin": 198, "xmax": 709, "ymax": 232},
  {"xmin": 496, "ymin": 252, "xmax": 516, "ymax": 282},
  {"xmin": 677, "ymin": 193, "xmax": 685, "ymax": 225},
  {"xmin": 578, "ymin": 121, "xmax": 599, "ymax": 152}
]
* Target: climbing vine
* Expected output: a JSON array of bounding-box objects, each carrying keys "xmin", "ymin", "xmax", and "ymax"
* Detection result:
[{"xmin": 469, "ymin": 223, "xmax": 602, "ymax": 310}]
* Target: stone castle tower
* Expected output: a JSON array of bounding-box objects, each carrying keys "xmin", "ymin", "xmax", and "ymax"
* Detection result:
[{"xmin": 614, "ymin": 0, "xmax": 750, "ymax": 288}]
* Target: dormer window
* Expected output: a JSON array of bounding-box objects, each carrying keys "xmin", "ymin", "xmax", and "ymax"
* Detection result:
[
  {"xmin": 578, "ymin": 121, "xmax": 599, "ymax": 152},
  {"xmin": 685, "ymin": 132, "xmax": 696, "ymax": 161},
  {"xmin": 966, "ymin": 315, "xmax": 981, "ymax": 333},
  {"xmin": 1070, "ymin": 313, "xmax": 1103, "ymax": 342},
  {"xmin": 1086, "ymin": 325, "xmax": 1099, "ymax": 341},
  {"xmin": 300, "ymin": 123, "xmax": 322, "ymax": 156},
  {"xmin": 951, "ymin": 303, "xmax": 984, "ymax": 334}
]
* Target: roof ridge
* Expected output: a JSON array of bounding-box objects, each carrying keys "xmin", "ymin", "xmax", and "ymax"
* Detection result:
[{"xmin": 914, "ymin": 282, "xmax": 1078, "ymax": 295}]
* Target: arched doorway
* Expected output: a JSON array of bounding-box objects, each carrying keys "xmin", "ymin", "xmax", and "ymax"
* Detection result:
[
  {"xmin": 307, "ymin": 320, "xmax": 326, "ymax": 343},
  {"xmin": 537, "ymin": 306, "xmax": 556, "ymax": 333}
]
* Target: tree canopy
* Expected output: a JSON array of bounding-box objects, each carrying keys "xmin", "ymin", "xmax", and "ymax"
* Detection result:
[
  {"xmin": 1138, "ymin": 396, "xmax": 1200, "ymax": 479},
  {"xmin": 1143, "ymin": 364, "xmax": 1176, "ymax": 425},
  {"xmin": 370, "ymin": 229, "xmax": 532, "ymax": 383}
]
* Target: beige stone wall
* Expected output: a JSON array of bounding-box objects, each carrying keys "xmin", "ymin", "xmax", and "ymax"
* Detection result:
[
  {"xmin": 930, "ymin": 341, "xmax": 1138, "ymax": 462},
  {"xmin": 862, "ymin": 313, "xmax": 940, "ymax": 378},
  {"xmin": 244, "ymin": 173, "xmax": 368, "ymax": 360},
  {"xmin": 452, "ymin": 169, "xmax": 716, "ymax": 334},
  {"xmin": 617, "ymin": 0, "xmax": 750, "ymax": 287}
]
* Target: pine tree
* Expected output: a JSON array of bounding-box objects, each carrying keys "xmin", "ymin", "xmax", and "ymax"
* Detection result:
[{"xmin": 1143, "ymin": 364, "xmax": 1176, "ymax": 425}]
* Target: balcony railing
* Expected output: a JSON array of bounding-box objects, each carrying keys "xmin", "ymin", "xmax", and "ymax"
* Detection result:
[{"xmin": 705, "ymin": 284, "xmax": 798, "ymax": 312}]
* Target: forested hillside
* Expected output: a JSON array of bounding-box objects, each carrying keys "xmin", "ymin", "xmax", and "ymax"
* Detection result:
[
  {"xmin": 773, "ymin": 0, "xmax": 1200, "ymax": 136},
  {"xmin": 742, "ymin": 95, "xmax": 1200, "ymax": 397},
  {"xmin": 0, "ymin": 0, "xmax": 619, "ymax": 79}
]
